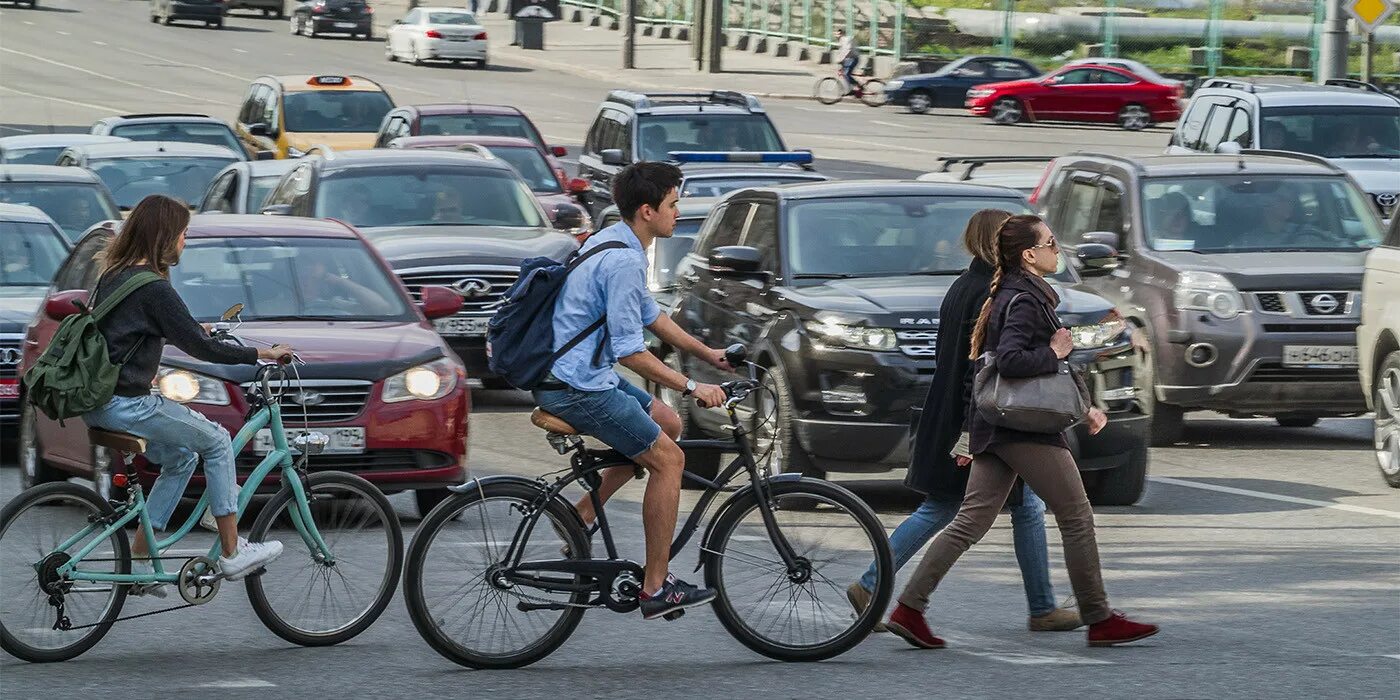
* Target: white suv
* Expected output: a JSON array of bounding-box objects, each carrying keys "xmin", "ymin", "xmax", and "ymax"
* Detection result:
[{"xmin": 1361, "ymin": 215, "xmax": 1400, "ymax": 488}]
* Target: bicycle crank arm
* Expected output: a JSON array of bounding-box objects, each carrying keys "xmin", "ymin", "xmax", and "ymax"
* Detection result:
[{"xmin": 515, "ymin": 600, "xmax": 575, "ymax": 612}]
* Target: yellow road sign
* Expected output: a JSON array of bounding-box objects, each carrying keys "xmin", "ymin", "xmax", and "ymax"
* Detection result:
[{"xmin": 1347, "ymin": 0, "xmax": 1396, "ymax": 32}]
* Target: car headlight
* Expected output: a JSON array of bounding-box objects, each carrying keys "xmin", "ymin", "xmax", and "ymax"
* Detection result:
[
  {"xmin": 1070, "ymin": 312, "xmax": 1128, "ymax": 349},
  {"xmin": 886, "ymin": 80, "xmax": 904, "ymax": 90},
  {"xmin": 382, "ymin": 358, "xmax": 459, "ymax": 403},
  {"xmin": 804, "ymin": 320, "xmax": 897, "ymax": 352},
  {"xmin": 1174, "ymin": 270, "xmax": 1244, "ymax": 320},
  {"xmin": 155, "ymin": 366, "xmax": 230, "ymax": 405},
  {"xmin": 967, "ymin": 88, "xmax": 995, "ymax": 99}
]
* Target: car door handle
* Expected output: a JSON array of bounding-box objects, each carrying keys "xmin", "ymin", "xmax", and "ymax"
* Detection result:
[{"xmin": 707, "ymin": 288, "xmax": 729, "ymax": 300}]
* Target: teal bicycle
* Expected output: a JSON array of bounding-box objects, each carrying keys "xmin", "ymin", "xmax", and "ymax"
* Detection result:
[{"xmin": 0, "ymin": 306, "xmax": 405, "ymax": 663}]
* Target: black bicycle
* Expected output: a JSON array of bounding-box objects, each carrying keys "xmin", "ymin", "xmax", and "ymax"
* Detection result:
[{"xmin": 402, "ymin": 346, "xmax": 893, "ymax": 669}]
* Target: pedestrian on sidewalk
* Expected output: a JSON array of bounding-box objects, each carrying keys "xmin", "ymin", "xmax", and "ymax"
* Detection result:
[
  {"xmin": 883, "ymin": 214, "xmax": 1161, "ymax": 650},
  {"xmin": 846, "ymin": 210, "xmax": 1081, "ymax": 635}
]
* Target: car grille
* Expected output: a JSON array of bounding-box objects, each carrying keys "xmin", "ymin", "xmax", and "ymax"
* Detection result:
[
  {"xmin": 1254, "ymin": 293, "xmax": 1287, "ymax": 313},
  {"xmin": 1248, "ymin": 363, "xmax": 1357, "ymax": 383},
  {"xmin": 399, "ymin": 268, "xmax": 518, "ymax": 315},
  {"xmin": 1372, "ymin": 192, "xmax": 1397, "ymax": 219},
  {"xmin": 1251, "ymin": 291, "xmax": 1355, "ymax": 317},
  {"xmin": 1298, "ymin": 292, "xmax": 1350, "ymax": 316},
  {"xmin": 237, "ymin": 449, "xmax": 455, "ymax": 473},
  {"xmin": 1262, "ymin": 323, "xmax": 1357, "ymax": 334},
  {"xmin": 241, "ymin": 379, "xmax": 371, "ymax": 423},
  {"xmin": 897, "ymin": 330, "xmax": 938, "ymax": 358}
]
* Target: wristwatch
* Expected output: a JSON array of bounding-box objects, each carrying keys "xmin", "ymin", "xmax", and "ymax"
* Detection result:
[{"xmin": 682, "ymin": 378, "xmax": 697, "ymax": 397}]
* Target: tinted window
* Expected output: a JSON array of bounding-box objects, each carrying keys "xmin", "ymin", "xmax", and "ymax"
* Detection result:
[
  {"xmin": 648, "ymin": 222, "xmax": 703, "ymax": 291},
  {"xmin": 401, "ymin": 8, "xmax": 421, "ymax": 22},
  {"xmin": 247, "ymin": 175, "xmax": 282, "ymax": 212},
  {"xmin": 426, "ymin": 11, "xmax": 477, "ymax": 23},
  {"xmin": 53, "ymin": 233, "xmax": 109, "ymax": 290},
  {"xmin": 172, "ymin": 237, "xmax": 412, "ymax": 321},
  {"xmin": 706, "ymin": 202, "xmax": 752, "ymax": 250},
  {"xmin": 0, "ymin": 182, "xmax": 120, "ymax": 240},
  {"xmin": 637, "ymin": 115, "xmax": 783, "ymax": 162},
  {"xmin": 489, "ymin": 146, "xmax": 560, "ymax": 193},
  {"xmin": 990, "ymin": 60, "xmax": 1033, "ymax": 80},
  {"xmin": 1093, "ymin": 183, "xmax": 1125, "ymax": 236},
  {"xmin": 0, "ymin": 219, "xmax": 69, "ymax": 285},
  {"xmin": 1177, "ymin": 97, "xmax": 1223, "ymax": 151},
  {"xmin": 110, "ymin": 123, "xmax": 243, "ymax": 155},
  {"xmin": 87, "ymin": 155, "xmax": 239, "ymax": 209},
  {"xmin": 1224, "ymin": 107, "xmax": 1252, "ymax": 148},
  {"xmin": 1053, "ymin": 69, "xmax": 1097, "ymax": 85},
  {"xmin": 1, "ymin": 147, "xmax": 65, "ymax": 165},
  {"xmin": 1095, "ymin": 70, "xmax": 1134, "ymax": 84},
  {"xmin": 418, "ymin": 114, "xmax": 544, "ymax": 149},
  {"xmin": 1259, "ymin": 105, "xmax": 1400, "ymax": 158},
  {"xmin": 317, "ymin": 167, "xmax": 545, "ymax": 228},
  {"xmin": 199, "ymin": 171, "xmax": 235, "ymax": 212},
  {"xmin": 680, "ymin": 175, "xmax": 817, "ymax": 198},
  {"xmin": 1201, "ymin": 104, "xmax": 1234, "ymax": 150},
  {"xmin": 1058, "ymin": 180, "xmax": 1101, "ymax": 245},
  {"xmin": 282, "ymin": 91, "xmax": 394, "ymax": 133},
  {"xmin": 739, "ymin": 202, "xmax": 778, "ymax": 269},
  {"xmin": 952, "ymin": 60, "xmax": 989, "ymax": 78},
  {"xmin": 786, "ymin": 196, "xmax": 1032, "ymax": 278}
]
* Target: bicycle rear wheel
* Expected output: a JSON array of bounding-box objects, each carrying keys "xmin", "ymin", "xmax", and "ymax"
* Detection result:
[
  {"xmin": 859, "ymin": 78, "xmax": 888, "ymax": 107},
  {"xmin": 814, "ymin": 77, "xmax": 846, "ymax": 105},
  {"xmin": 246, "ymin": 471, "xmax": 403, "ymax": 646},
  {"xmin": 0, "ymin": 483, "xmax": 130, "ymax": 663},
  {"xmin": 403, "ymin": 480, "xmax": 590, "ymax": 669},
  {"xmin": 705, "ymin": 478, "xmax": 892, "ymax": 662}
]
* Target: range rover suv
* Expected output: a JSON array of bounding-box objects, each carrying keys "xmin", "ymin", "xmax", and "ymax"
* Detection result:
[{"xmin": 664, "ymin": 181, "xmax": 1150, "ymax": 505}]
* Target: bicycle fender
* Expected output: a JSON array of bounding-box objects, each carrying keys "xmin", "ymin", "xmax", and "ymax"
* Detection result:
[{"xmin": 693, "ymin": 474, "xmax": 805, "ymax": 573}]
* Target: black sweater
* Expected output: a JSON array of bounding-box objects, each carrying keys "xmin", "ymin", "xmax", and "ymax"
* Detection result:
[{"xmin": 94, "ymin": 266, "xmax": 258, "ymax": 397}]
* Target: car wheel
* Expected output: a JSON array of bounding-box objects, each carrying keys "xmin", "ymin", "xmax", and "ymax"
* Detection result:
[
  {"xmin": 990, "ymin": 97, "xmax": 1023, "ymax": 125},
  {"xmin": 19, "ymin": 401, "xmax": 65, "ymax": 491},
  {"xmin": 756, "ymin": 363, "xmax": 823, "ymax": 479},
  {"xmin": 414, "ymin": 488, "xmax": 452, "ymax": 518},
  {"xmin": 1275, "ymin": 414, "xmax": 1320, "ymax": 428},
  {"xmin": 162, "ymin": 11, "xmax": 174, "ymax": 25},
  {"xmin": 477, "ymin": 59, "xmax": 488, "ymax": 69},
  {"xmin": 210, "ymin": 20, "xmax": 223, "ymax": 29},
  {"xmin": 907, "ymin": 89, "xmax": 932, "ymax": 114},
  {"xmin": 1373, "ymin": 351, "xmax": 1400, "ymax": 488},
  {"xmin": 385, "ymin": 39, "xmax": 397, "ymax": 61},
  {"xmin": 289, "ymin": 15, "xmax": 299, "ymax": 33},
  {"xmin": 1085, "ymin": 442, "xmax": 1148, "ymax": 506},
  {"xmin": 412, "ymin": 43, "xmax": 425, "ymax": 65},
  {"xmin": 306, "ymin": 19, "xmax": 317, "ymax": 37},
  {"xmin": 1118, "ymin": 103, "xmax": 1151, "ymax": 131},
  {"xmin": 1136, "ymin": 329, "xmax": 1185, "ymax": 446},
  {"xmin": 361, "ymin": 29, "xmax": 373, "ymax": 40},
  {"xmin": 150, "ymin": 11, "xmax": 159, "ymax": 23}
]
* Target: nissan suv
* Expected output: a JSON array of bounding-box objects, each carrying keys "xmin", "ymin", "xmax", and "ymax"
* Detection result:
[
  {"xmin": 664, "ymin": 181, "xmax": 1150, "ymax": 505},
  {"xmin": 1035, "ymin": 151, "xmax": 1384, "ymax": 445}
]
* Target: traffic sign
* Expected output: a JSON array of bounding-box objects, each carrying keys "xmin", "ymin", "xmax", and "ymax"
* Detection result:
[{"xmin": 1346, "ymin": 0, "xmax": 1396, "ymax": 33}]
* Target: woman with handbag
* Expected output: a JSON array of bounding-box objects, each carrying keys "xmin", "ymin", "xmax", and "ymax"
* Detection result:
[{"xmin": 885, "ymin": 214, "xmax": 1160, "ymax": 649}]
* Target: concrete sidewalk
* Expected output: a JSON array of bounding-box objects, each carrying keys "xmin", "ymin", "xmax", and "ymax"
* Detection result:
[{"xmin": 368, "ymin": 2, "xmax": 825, "ymax": 100}]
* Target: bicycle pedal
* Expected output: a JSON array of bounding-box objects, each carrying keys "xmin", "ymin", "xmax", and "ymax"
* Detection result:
[{"xmin": 662, "ymin": 609, "xmax": 686, "ymax": 622}]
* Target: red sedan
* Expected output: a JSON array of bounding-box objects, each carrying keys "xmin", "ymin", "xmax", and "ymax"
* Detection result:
[
  {"xmin": 19, "ymin": 215, "xmax": 472, "ymax": 516},
  {"xmin": 965, "ymin": 64, "xmax": 1182, "ymax": 130}
]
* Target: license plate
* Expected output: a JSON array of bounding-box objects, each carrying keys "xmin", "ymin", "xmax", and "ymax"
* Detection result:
[
  {"xmin": 434, "ymin": 316, "xmax": 489, "ymax": 337},
  {"xmin": 253, "ymin": 427, "xmax": 364, "ymax": 454},
  {"xmin": 335, "ymin": 22, "xmax": 358, "ymax": 28},
  {"xmin": 448, "ymin": 36, "xmax": 471, "ymax": 41},
  {"xmin": 1282, "ymin": 345, "xmax": 1358, "ymax": 368},
  {"xmin": 0, "ymin": 380, "xmax": 16, "ymax": 400}
]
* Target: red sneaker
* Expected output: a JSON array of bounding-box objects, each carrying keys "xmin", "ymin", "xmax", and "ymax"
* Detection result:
[
  {"xmin": 886, "ymin": 603, "xmax": 946, "ymax": 650},
  {"xmin": 1087, "ymin": 611, "xmax": 1159, "ymax": 647}
]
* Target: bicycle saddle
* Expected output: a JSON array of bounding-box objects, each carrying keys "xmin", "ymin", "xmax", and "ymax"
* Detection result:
[
  {"xmin": 530, "ymin": 408, "xmax": 578, "ymax": 436},
  {"xmin": 87, "ymin": 428, "xmax": 147, "ymax": 455}
]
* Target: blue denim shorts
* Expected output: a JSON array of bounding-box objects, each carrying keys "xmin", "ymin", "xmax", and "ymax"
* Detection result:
[{"xmin": 532, "ymin": 377, "xmax": 659, "ymax": 459}]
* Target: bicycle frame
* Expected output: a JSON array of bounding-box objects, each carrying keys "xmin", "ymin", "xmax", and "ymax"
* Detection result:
[{"xmin": 50, "ymin": 398, "xmax": 334, "ymax": 586}]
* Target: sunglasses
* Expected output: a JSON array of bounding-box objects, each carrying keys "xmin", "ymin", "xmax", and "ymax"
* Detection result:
[{"xmin": 1029, "ymin": 235, "xmax": 1058, "ymax": 251}]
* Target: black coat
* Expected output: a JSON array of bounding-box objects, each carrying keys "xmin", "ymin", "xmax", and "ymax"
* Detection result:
[{"xmin": 904, "ymin": 258, "xmax": 993, "ymax": 500}]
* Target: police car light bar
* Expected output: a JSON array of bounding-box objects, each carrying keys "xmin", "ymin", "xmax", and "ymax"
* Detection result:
[{"xmin": 668, "ymin": 151, "xmax": 814, "ymax": 164}]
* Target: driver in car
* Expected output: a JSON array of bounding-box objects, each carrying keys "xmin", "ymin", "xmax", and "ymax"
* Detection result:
[{"xmin": 297, "ymin": 259, "xmax": 395, "ymax": 315}]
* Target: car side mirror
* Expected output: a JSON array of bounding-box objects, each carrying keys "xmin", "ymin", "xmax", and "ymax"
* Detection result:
[
  {"xmin": 1075, "ymin": 243, "xmax": 1120, "ymax": 276},
  {"xmin": 418, "ymin": 285, "xmax": 464, "ymax": 320},
  {"xmin": 552, "ymin": 204, "xmax": 589, "ymax": 233},
  {"xmin": 260, "ymin": 204, "xmax": 293, "ymax": 216},
  {"xmin": 1214, "ymin": 141, "xmax": 1242, "ymax": 155},
  {"xmin": 567, "ymin": 177, "xmax": 591, "ymax": 194},
  {"xmin": 254, "ymin": 150, "xmax": 276, "ymax": 161},
  {"xmin": 1080, "ymin": 230, "xmax": 1120, "ymax": 250},
  {"xmin": 709, "ymin": 245, "xmax": 765, "ymax": 278},
  {"xmin": 248, "ymin": 123, "xmax": 270, "ymax": 137},
  {"xmin": 599, "ymin": 148, "xmax": 625, "ymax": 166},
  {"xmin": 45, "ymin": 290, "xmax": 90, "ymax": 321},
  {"xmin": 551, "ymin": 145, "xmax": 568, "ymax": 157}
]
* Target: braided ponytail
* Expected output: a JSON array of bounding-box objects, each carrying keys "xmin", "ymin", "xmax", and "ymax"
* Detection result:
[
  {"xmin": 967, "ymin": 214, "xmax": 1045, "ymax": 359},
  {"xmin": 968, "ymin": 264, "xmax": 1003, "ymax": 359}
]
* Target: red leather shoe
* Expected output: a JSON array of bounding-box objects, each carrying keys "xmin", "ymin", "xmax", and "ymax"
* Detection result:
[
  {"xmin": 1087, "ymin": 611, "xmax": 1159, "ymax": 647},
  {"xmin": 886, "ymin": 603, "xmax": 946, "ymax": 650}
]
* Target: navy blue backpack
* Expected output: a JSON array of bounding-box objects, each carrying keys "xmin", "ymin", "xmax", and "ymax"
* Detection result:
[{"xmin": 485, "ymin": 241, "xmax": 629, "ymax": 390}]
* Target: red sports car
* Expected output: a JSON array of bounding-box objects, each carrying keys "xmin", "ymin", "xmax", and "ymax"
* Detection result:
[
  {"xmin": 19, "ymin": 215, "xmax": 472, "ymax": 516},
  {"xmin": 965, "ymin": 64, "xmax": 1182, "ymax": 130}
]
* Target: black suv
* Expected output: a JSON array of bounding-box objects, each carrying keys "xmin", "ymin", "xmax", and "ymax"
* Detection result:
[
  {"xmin": 260, "ymin": 149, "xmax": 578, "ymax": 385},
  {"xmin": 1035, "ymin": 151, "xmax": 1384, "ymax": 444},
  {"xmin": 664, "ymin": 181, "xmax": 1150, "ymax": 505},
  {"xmin": 576, "ymin": 90, "xmax": 788, "ymax": 216}
]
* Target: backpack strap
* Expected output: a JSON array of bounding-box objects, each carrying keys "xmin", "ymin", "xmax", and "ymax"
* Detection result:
[
  {"xmin": 566, "ymin": 240, "xmax": 629, "ymax": 270},
  {"xmin": 91, "ymin": 271, "xmax": 163, "ymax": 322}
]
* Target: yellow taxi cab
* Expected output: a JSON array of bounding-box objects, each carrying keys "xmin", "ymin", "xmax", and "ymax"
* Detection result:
[{"xmin": 234, "ymin": 74, "xmax": 395, "ymax": 159}]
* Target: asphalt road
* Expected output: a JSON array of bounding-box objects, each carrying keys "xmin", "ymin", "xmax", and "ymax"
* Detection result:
[{"xmin": 3, "ymin": 3, "xmax": 1399, "ymax": 698}]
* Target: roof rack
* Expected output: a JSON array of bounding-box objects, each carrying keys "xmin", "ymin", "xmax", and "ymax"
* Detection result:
[
  {"xmin": 1322, "ymin": 78, "xmax": 1386, "ymax": 95},
  {"xmin": 1067, "ymin": 151, "xmax": 1148, "ymax": 175},
  {"xmin": 1238, "ymin": 149, "xmax": 1345, "ymax": 172},
  {"xmin": 605, "ymin": 89, "xmax": 763, "ymax": 113},
  {"xmin": 1198, "ymin": 78, "xmax": 1256, "ymax": 93},
  {"xmin": 935, "ymin": 155, "xmax": 1055, "ymax": 180},
  {"xmin": 118, "ymin": 113, "xmax": 213, "ymax": 120}
]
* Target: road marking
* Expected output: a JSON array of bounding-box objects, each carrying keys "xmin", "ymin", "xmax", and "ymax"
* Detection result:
[
  {"xmin": 23, "ymin": 21, "xmax": 35, "ymax": 25},
  {"xmin": 798, "ymin": 131, "xmax": 951, "ymax": 157},
  {"xmin": 197, "ymin": 680, "xmax": 276, "ymax": 689},
  {"xmin": 0, "ymin": 125, "xmax": 34, "ymax": 134},
  {"xmin": 56, "ymin": 30, "xmax": 70, "ymax": 35},
  {"xmin": 1148, "ymin": 476, "xmax": 1400, "ymax": 520},
  {"xmin": 938, "ymin": 630, "xmax": 1112, "ymax": 665},
  {"xmin": 107, "ymin": 45, "xmax": 251, "ymax": 83},
  {"xmin": 0, "ymin": 48, "xmax": 225, "ymax": 105},
  {"xmin": 0, "ymin": 85, "xmax": 129, "ymax": 114},
  {"xmin": 92, "ymin": 41, "xmax": 107, "ymax": 46},
  {"xmin": 871, "ymin": 120, "xmax": 905, "ymax": 128},
  {"xmin": 793, "ymin": 105, "xmax": 859, "ymax": 114},
  {"xmin": 1384, "ymin": 654, "xmax": 1400, "ymax": 660}
]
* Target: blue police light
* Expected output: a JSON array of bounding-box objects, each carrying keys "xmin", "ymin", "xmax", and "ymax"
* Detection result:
[{"xmin": 668, "ymin": 151, "xmax": 814, "ymax": 164}]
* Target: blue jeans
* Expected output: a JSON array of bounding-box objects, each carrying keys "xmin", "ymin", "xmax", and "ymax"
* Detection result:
[
  {"xmin": 859, "ymin": 482, "xmax": 1057, "ymax": 616},
  {"xmin": 532, "ymin": 377, "xmax": 660, "ymax": 459},
  {"xmin": 84, "ymin": 394, "xmax": 239, "ymax": 531}
]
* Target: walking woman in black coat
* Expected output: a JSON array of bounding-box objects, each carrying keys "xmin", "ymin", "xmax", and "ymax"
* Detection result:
[{"xmin": 845, "ymin": 210, "xmax": 1080, "ymax": 633}]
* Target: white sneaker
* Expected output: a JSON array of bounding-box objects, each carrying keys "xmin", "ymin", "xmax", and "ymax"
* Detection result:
[
  {"xmin": 218, "ymin": 537, "xmax": 284, "ymax": 581},
  {"xmin": 198, "ymin": 506, "xmax": 219, "ymax": 532},
  {"xmin": 128, "ymin": 561, "xmax": 168, "ymax": 599}
]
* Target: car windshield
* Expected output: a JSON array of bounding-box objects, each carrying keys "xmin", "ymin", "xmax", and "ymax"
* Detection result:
[
  {"xmin": 647, "ymin": 220, "xmax": 704, "ymax": 291},
  {"xmin": 247, "ymin": 175, "xmax": 281, "ymax": 212},
  {"xmin": 87, "ymin": 156, "xmax": 238, "ymax": 209},
  {"xmin": 170, "ymin": 237, "xmax": 413, "ymax": 322},
  {"xmin": 637, "ymin": 114, "xmax": 784, "ymax": 162},
  {"xmin": 426, "ymin": 11, "xmax": 476, "ymax": 24},
  {"xmin": 1, "ymin": 146, "xmax": 65, "ymax": 165},
  {"xmin": 0, "ymin": 182, "xmax": 120, "ymax": 240},
  {"xmin": 786, "ymin": 196, "xmax": 1033, "ymax": 278},
  {"xmin": 417, "ymin": 114, "xmax": 544, "ymax": 150},
  {"xmin": 1142, "ymin": 175, "xmax": 1383, "ymax": 253},
  {"xmin": 681, "ymin": 175, "xmax": 815, "ymax": 198},
  {"xmin": 317, "ymin": 167, "xmax": 546, "ymax": 228},
  {"xmin": 282, "ymin": 91, "xmax": 394, "ymax": 133},
  {"xmin": 109, "ymin": 123, "xmax": 244, "ymax": 156},
  {"xmin": 1260, "ymin": 106, "xmax": 1400, "ymax": 158},
  {"xmin": 0, "ymin": 219, "xmax": 68, "ymax": 285},
  {"xmin": 489, "ymin": 146, "xmax": 560, "ymax": 193}
]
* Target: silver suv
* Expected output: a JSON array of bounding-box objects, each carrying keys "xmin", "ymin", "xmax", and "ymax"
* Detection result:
[{"xmin": 1166, "ymin": 78, "xmax": 1400, "ymax": 222}]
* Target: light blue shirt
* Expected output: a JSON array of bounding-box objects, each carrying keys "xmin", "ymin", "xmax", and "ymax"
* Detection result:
[{"xmin": 550, "ymin": 221, "xmax": 661, "ymax": 391}]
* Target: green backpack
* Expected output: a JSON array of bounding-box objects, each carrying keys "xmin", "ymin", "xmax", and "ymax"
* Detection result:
[{"xmin": 23, "ymin": 271, "xmax": 163, "ymax": 423}]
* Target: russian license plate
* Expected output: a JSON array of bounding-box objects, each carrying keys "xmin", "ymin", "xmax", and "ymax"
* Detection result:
[
  {"xmin": 1282, "ymin": 345, "xmax": 1358, "ymax": 368},
  {"xmin": 434, "ymin": 316, "xmax": 489, "ymax": 337},
  {"xmin": 0, "ymin": 379, "xmax": 17, "ymax": 400},
  {"xmin": 336, "ymin": 22, "xmax": 358, "ymax": 28},
  {"xmin": 253, "ymin": 427, "xmax": 364, "ymax": 454}
]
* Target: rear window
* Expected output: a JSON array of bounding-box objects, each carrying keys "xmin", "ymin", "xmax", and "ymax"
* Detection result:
[
  {"xmin": 316, "ymin": 166, "xmax": 545, "ymax": 228},
  {"xmin": 87, "ymin": 155, "xmax": 239, "ymax": 209},
  {"xmin": 283, "ymin": 91, "xmax": 394, "ymax": 133},
  {"xmin": 0, "ymin": 218, "xmax": 69, "ymax": 285},
  {"xmin": 110, "ymin": 123, "xmax": 244, "ymax": 156},
  {"xmin": 489, "ymin": 146, "xmax": 560, "ymax": 193},
  {"xmin": 681, "ymin": 175, "xmax": 816, "ymax": 198},
  {"xmin": 418, "ymin": 114, "xmax": 544, "ymax": 150},
  {"xmin": 637, "ymin": 114, "xmax": 784, "ymax": 162},
  {"xmin": 0, "ymin": 146, "xmax": 65, "ymax": 165},
  {"xmin": 0, "ymin": 182, "xmax": 120, "ymax": 240},
  {"xmin": 426, "ymin": 11, "xmax": 477, "ymax": 24}
]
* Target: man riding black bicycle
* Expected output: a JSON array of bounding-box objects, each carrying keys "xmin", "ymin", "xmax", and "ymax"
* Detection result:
[{"xmin": 533, "ymin": 162, "xmax": 733, "ymax": 620}]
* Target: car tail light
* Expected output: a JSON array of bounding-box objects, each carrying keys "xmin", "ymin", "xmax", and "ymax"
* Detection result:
[
  {"xmin": 365, "ymin": 6, "xmax": 373, "ymax": 13},
  {"xmin": 474, "ymin": 31, "xmax": 487, "ymax": 40},
  {"xmin": 1028, "ymin": 161, "xmax": 1054, "ymax": 206},
  {"xmin": 425, "ymin": 29, "xmax": 443, "ymax": 38},
  {"xmin": 312, "ymin": 4, "xmax": 325, "ymax": 12}
]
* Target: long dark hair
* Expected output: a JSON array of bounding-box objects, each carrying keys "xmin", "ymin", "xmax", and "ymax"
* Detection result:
[
  {"xmin": 96, "ymin": 194, "xmax": 190, "ymax": 279},
  {"xmin": 968, "ymin": 214, "xmax": 1044, "ymax": 359}
]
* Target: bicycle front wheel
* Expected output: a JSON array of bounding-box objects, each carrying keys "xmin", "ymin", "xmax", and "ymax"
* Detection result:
[
  {"xmin": 246, "ymin": 471, "xmax": 403, "ymax": 647},
  {"xmin": 814, "ymin": 77, "xmax": 846, "ymax": 105},
  {"xmin": 859, "ymin": 78, "xmax": 888, "ymax": 107},
  {"xmin": 705, "ymin": 478, "xmax": 892, "ymax": 662}
]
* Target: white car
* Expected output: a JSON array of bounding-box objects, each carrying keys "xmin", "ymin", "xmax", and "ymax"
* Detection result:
[
  {"xmin": 1360, "ymin": 214, "xmax": 1400, "ymax": 488},
  {"xmin": 385, "ymin": 7, "xmax": 488, "ymax": 68}
]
